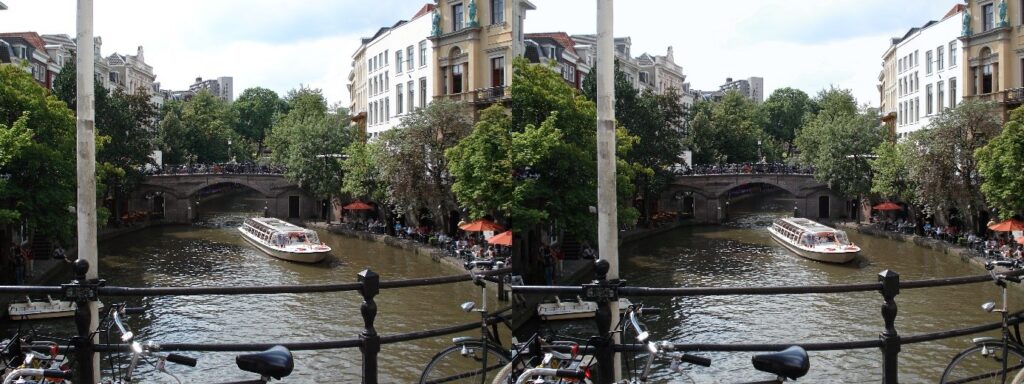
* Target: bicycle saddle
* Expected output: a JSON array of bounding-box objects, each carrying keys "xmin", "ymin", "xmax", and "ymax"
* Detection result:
[
  {"xmin": 751, "ymin": 346, "xmax": 809, "ymax": 380},
  {"xmin": 236, "ymin": 345, "xmax": 294, "ymax": 379}
]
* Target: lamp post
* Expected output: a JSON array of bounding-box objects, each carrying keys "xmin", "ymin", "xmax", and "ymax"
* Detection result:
[
  {"xmin": 227, "ymin": 138, "xmax": 232, "ymax": 163},
  {"xmin": 757, "ymin": 139, "xmax": 762, "ymax": 163}
]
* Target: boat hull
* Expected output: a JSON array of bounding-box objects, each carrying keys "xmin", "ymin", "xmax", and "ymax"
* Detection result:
[
  {"xmin": 239, "ymin": 229, "xmax": 328, "ymax": 263},
  {"xmin": 768, "ymin": 228, "xmax": 857, "ymax": 264},
  {"xmin": 8, "ymin": 300, "xmax": 104, "ymax": 321}
]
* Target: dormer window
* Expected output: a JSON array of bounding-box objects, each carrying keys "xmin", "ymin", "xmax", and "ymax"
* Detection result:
[{"xmin": 12, "ymin": 45, "xmax": 27, "ymax": 59}]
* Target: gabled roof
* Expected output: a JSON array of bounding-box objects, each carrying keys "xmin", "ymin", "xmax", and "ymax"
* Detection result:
[
  {"xmin": 525, "ymin": 32, "xmax": 577, "ymax": 56},
  {"xmin": 0, "ymin": 32, "xmax": 46, "ymax": 51},
  {"xmin": 942, "ymin": 3, "xmax": 967, "ymax": 21},
  {"xmin": 412, "ymin": 3, "xmax": 435, "ymax": 19}
]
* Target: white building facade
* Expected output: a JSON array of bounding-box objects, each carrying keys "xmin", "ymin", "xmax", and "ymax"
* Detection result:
[
  {"xmin": 353, "ymin": 5, "xmax": 435, "ymax": 139},
  {"xmin": 893, "ymin": 9, "xmax": 963, "ymax": 140}
]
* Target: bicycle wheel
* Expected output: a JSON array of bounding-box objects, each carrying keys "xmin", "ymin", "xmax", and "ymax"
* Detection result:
[
  {"xmin": 941, "ymin": 342, "xmax": 1024, "ymax": 384},
  {"xmin": 419, "ymin": 341, "xmax": 511, "ymax": 384}
]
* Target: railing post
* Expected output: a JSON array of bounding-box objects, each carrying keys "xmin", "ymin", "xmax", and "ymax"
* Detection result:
[
  {"xmin": 358, "ymin": 269, "xmax": 380, "ymax": 384},
  {"xmin": 878, "ymin": 270, "xmax": 900, "ymax": 384},
  {"xmin": 587, "ymin": 259, "xmax": 615, "ymax": 384},
  {"xmin": 66, "ymin": 259, "xmax": 96, "ymax": 384}
]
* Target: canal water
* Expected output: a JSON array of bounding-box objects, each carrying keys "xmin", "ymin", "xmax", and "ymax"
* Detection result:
[
  {"xmin": 19, "ymin": 191, "xmax": 496, "ymax": 383},
  {"xmin": 620, "ymin": 191, "xmax": 1018, "ymax": 382}
]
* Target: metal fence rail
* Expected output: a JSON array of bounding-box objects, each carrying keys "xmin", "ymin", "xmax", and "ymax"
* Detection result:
[
  {"xmin": 3, "ymin": 258, "xmax": 1021, "ymax": 384},
  {"xmin": 512, "ymin": 260, "xmax": 1024, "ymax": 384}
]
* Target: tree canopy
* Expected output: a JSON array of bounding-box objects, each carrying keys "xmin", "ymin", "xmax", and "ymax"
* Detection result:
[
  {"xmin": 688, "ymin": 91, "xmax": 765, "ymax": 164},
  {"xmin": 763, "ymin": 87, "xmax": 811, "ymax": 158},
  {"xmin": 795, "ymin": 88, "xmax": 883, "ymax": 199},
  {"xmin": 157, "ymin": 90, "xmax": 238, "ymax": 164},
  {"xmin": 233, "ymin": 87, "xmax": 287, "ymax": 155},
  {"xmin": 0, "ymin": 65, "xmax": 77, "ymax": 243}
]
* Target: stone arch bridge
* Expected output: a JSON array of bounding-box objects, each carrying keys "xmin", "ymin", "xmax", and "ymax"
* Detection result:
[
  {"xmin": 133, "ymin": 173, "xmax": 318, "ymax": 223},
  {"xmin": 659, "ymin": 173, "xmax": 846, "ymax": 223}
]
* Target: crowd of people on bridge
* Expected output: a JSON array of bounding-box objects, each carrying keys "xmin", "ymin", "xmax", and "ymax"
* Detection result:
[
  {"xmin": 143, "ymin": 162, "xmax": 285, "ymax": 176},
  {"xmin": 678, "ymin": 163, "xmax": 815, "ymax": 176}
]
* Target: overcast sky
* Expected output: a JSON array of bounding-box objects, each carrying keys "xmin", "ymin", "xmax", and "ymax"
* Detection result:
[{"xmin": 1, "ymin": 0, "xmax": 958, "ymax": 106}]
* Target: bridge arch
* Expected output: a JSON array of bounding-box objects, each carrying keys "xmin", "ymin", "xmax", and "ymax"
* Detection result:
[
  {"xmin": 660, "ymin": 172, "xmax": 845, "ymax": 224},
  {"xmin": 131, "ymin": 174, "xmax": 318, "ymax": 223}
]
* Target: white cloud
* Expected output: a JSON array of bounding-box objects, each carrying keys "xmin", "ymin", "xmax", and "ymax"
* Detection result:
[{"xmin": 0, "ymin": 0, "xmax": 381, "ymax": 106}]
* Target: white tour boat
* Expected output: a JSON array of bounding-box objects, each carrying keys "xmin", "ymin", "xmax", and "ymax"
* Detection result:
[
  {"xmin": 767, "ymin": 217, "xmax": 860, "ymax": 264},
  {"xmin": 239, "ymin": 218, "xmax": 331, "ymax": 263},
  {"xmin": 8, "ymin": 296, "xmax": 103, "ymax": 321}
]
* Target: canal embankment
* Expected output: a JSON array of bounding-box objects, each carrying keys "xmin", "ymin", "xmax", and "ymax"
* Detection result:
[
  {"xmin": 27, "ymin": 220, "xmax": 171, "ymax": 285},
  {"xmin": 832, "ymin": 220, "xmax": 987, "ymax": 267}
]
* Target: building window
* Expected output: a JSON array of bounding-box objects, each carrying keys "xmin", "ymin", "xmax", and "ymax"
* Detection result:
[
  {"xmin": 937, "ymin": 46, "xmax": 944, "ymax": 70},
  {"xmin": 385, "ymin": 97, "xmax": 390, "ymax": 122},
  {"xmin": 408, "ymin": 81, "xmax": 414, "ymax": 111},
  {"xmin": 926, "ymin": 84, "xmax": 933, "ymax": 115},
  {"xmin": 926, "ymin": 50, "xmax": 932, "ymax": 74},
  {"xmin": 950, "ymin": 77, "xmax": 957, "ymax": 107},
  {"xmin": 396, "ymin": 51, "xmax": 403, "ymax": 73},
  {"xmin": 491, "ymin": 0, "xmax": 504, "ymax": 24},
  {"xmin": 491, "ymin": 57, "xmax": 505, "ymax": 87},
  {"xmin": 385, "ymin": 71, "xmax": 389, "ymax": 90},
  {"xmin": 397, "ymin": 84, "xmax": 404, "ymax": 115},
  {"xmin": 950, "ymin": 41, "xmax": 958, "ymax": 67},
  {"xmin": 384, "ymin": 50, "xmax": 388, "ymax": 66},
  {"xmin": 937, "ymin": 81, "xmax": 945, "ymax": 112},
  {"xmin": 984, "ymin": 3, "xmax": 995, "ymax": 31},
  {"xmin": 453, "ymin": 3, "xmax": 464, "ymax": 32},
  {"xmin": 452, "ymin": 64, "xmax": 463, "ymax": 93},
  {"xmin": 982, "ymin": 64, "xmax": 993, "ymax": 93},
  {"xmin": 914, "ymin": 50, "xmax": 918, "ymax": 67},
  {"xmin": 441, "ymin": 66, "xmax": 448, "ymax": 95},
  {"xmin": 639, "ymin": 71, "xmax": 649, "ymax": 84},
  {"xmin": 405, "ymin": 46, "xmax": 413, "ymax": 70},
  {"xmin": 420, "ymin": 77, "xmax": 427, "ymax": 107},
  {"xmin": 419, "ymin": 41, "xmax": 427, "ymax": 67}
]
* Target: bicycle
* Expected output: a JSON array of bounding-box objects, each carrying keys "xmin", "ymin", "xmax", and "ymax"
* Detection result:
[
  {"xmin": 1, "ymin": 330, "xmax": 72, "ymax": 384},
  {"xmin": 498, "ymin": 332, "xmax": 597, "ymax": 384},
  {"xmin": 419, "ymin": 272, "xmax": 512, "ymax": 384},
  {"xmin": 940, "ymin": 260, "xmax": 1024, "ymax": 384},
  {"xmin": 100, "ymin": 302, "xmax": 294, "ymax": 384},
  {"xmin": 620, "ymin": 304, "xmax": 809, "ymax": 383}
]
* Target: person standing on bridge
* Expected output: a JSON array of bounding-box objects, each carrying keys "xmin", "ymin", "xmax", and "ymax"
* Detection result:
[{"xmin": 263, "ymin": 202, "xmax": 270, "ymax": 217}]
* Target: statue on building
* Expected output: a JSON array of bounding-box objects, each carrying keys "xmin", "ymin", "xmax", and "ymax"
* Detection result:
[
  {"xmin": 1000, "ymin": 0, "xmax": 1008, "ymax": 26},
  {"xmin": 963, "ymin": 8, "xmax": 972, "ymax": 36},
  {"xmin": 432, "ymin": 7, "xmax": 442, "ymax": 37},
  {"xmin": 468, "ymin": 0, "xmax": 479, "ymax": 27}
]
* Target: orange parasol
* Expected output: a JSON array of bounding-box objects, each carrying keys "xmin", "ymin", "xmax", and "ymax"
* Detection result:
[
  {"xmin": 1016, "ymin": 236, "xmax": 1024, "ymax": 245},
  {"xmin": 989, "ymin": 219, "xmax": 1024, "ymax": 232},
  {"xmin": 459, "ymin": 219, "xmax": 504, "ymax": 232},
  {"xmin": 487, "ymin": 230, "xmax": 512, "ymax": 246},
  {"xmin": 872, "ymin": 202, "xmax": 902, "ymax": 211},
  {"xmin": 343, "ymin": 200, "xmax": 374, "ymax": 211}
]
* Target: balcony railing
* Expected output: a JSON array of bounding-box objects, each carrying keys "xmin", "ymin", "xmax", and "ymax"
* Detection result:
[
  {"xmin": 965, "ymin": 87, "xmax": 1024, "ymax": 105},
  {"xmin": 474, "ymin": 85, "xmax": 508, "ymax": 104}
]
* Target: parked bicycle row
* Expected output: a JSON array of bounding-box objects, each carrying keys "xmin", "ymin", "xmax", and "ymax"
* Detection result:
[
  {"xmin": 677, "ymin": 163, "xmax": 815, "ymax": 176},
  {"xmin": 872, "ymin": 217, "xmax": 1024, "ymax": 261},
  {"xmin": 142, "ymin": 163, "xmax": 286, "ymax": 176}
]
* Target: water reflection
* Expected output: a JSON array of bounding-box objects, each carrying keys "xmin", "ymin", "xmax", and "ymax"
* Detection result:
[
  {"xmin": 620, "ymin": 192, "xmax": 1019, "ymax": 382},
  {"xmin": 8, "ymin": 191, "xmax": 497, "ymax": 383}
]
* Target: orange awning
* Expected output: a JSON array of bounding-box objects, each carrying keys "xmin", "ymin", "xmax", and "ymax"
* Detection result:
[
  {"xmin": 343, "ymin": 200, "xmax": 374, "ymax": 211},
  {"xmin": 487, "ymin": 230, "xmax": 512, "ymax": 246},
  {"xmin": 989, "ymin": 219, "xmax": 1024, "ymax": 232},
  {"xmin": 459, "ymin": 219, "xmax": 504, "ymax": 232}
]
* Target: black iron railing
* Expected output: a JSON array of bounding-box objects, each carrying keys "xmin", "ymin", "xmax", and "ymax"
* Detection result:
[
  {"xmin": 5, "ymin": 258, "xmax": 1023, "ymax": 384},
  {"xmin": 0, "ymin": 260, "xmax": 511, "ymax": 384},
  {"xmin": 512, "ymin": 260, "xmax": 1024, "ymax": 384}
]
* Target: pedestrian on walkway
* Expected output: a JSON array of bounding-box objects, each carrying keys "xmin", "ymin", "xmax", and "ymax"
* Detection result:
[
  {"xmin": 21, "ymin": 245, "xmax": 33, "ymax": 277},
  {"xmin": 12, "ymin": 243, "xmax": 25, "ymax": 285},
  {"xmin": 541, "ymin": 245, "xmax": 554, "ymax": 286}
]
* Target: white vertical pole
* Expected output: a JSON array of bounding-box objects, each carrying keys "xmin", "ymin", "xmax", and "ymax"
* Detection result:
[
  {"xmin": 75, "ymin": 0, "xmax": 100, "ymax": 381},
  {"xmin": 596, "ymin": 0, "xmax": 620, "ymax": 380}
]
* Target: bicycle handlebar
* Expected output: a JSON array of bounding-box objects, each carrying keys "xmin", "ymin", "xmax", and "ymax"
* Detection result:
[
  {"xmin": 167, "ymin": 353, "xmax": 198, "ymax": 367},
  {"xmin": 513, "ymin": 368, "xmax": 586, "ymax": 384},
  {"xmin": 2, "ymin": 368, "xmax": 73, "ymax": 384}
]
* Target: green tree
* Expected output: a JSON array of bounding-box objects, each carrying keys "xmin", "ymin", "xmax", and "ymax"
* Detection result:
[
  {"xmin": 340, "ymin": 139, "xmax": 385, "ymax": 203},
  {"xmin": 870, "ymin": 140, "xmax": 915, "ymax": 203},
  {"xmin": 234, "ymin": 87, "xmax": 287, "ymax": 156},
  {"xmin": 446, "ymin": 105, "xmax": 514, "ymax": 221},
  {"xmin": 266, "ymin": 88, "xmax": 353, "ymax": 201},
  {"xmin": 763, "ymin": 87, "xmax": 811, "ymax": 158},
  {"xmin": 688, "ymin": 91, "xmax": 765, "ymax": 164},
  {"xmin": 978, "ymin": 106, "xmax": 1024, "ymax": 219},
  {"xmin": 375, "ymin": 99, "xmax": 472, "ymax": 232},
  {"xmin": 157, "ymin": 91, "xmax": 238, "ymax": 164},
  {"xmin": 0, "ymin": 65, "xmax": 77, "ymax": 244},
  {"xmin": 795, "ymin": 88, "xmax": 884, "ymax": 200},
  {"xmin": 582, "ymin": 63, "xmax": 686, "ymax": 225},
  {"xmin": 905, "ymin": 101, "xmax": 1000, "ymax": 230},
  {"xmin": 511, "ymin": 57, "xmax": 642, "ymax": 240}
]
